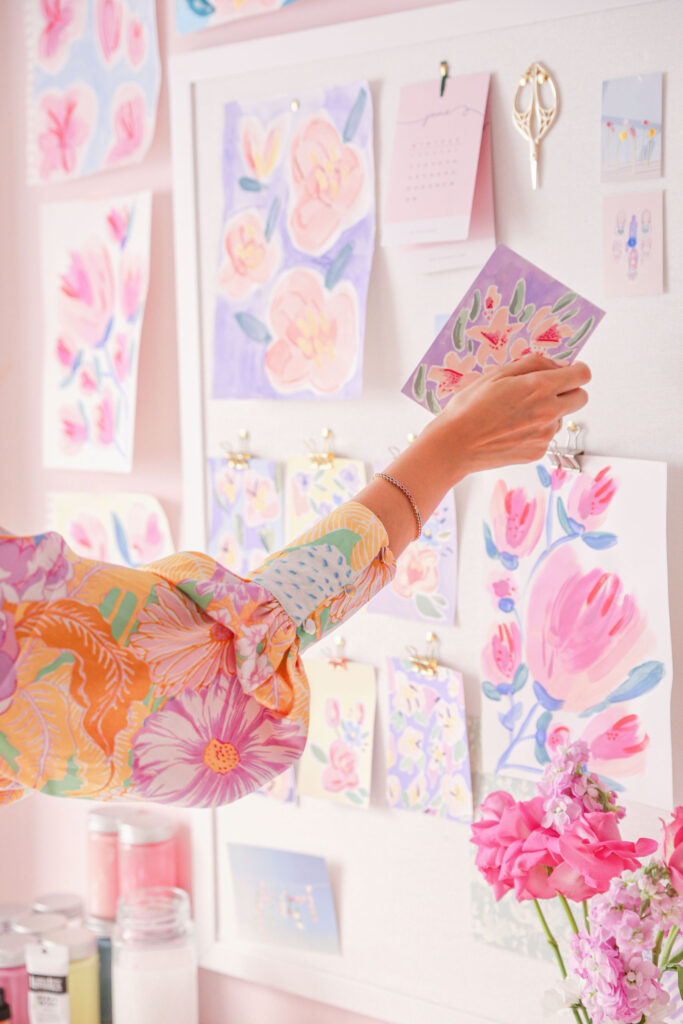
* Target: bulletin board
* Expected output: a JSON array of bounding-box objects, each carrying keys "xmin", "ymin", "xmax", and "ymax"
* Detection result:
[{"xmin": 169, "ymin": 1, "xmax": 683, "ymax": 1021}]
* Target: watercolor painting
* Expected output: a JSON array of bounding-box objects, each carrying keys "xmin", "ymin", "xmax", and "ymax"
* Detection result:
[
  {"xmin": 403, "ymin": 245, "xmax": 605, "ymax": 416},
  {"xmin": 601, "ymin": 73, "xmax": 663, "ymax": 182},
  {"xmin": 207, "ymin": 457, "xmax": 284, "ymax": 576},
  {"xmin": 49, "ymin": 491, "xmax": 174, "ymax": 566},
  {"xmin": 257, "ymin": 766, "xmax": 297, "ymax": 803},
  {"xmin": 462, "ymin": 456, "xmax": 672, "ymax": 808},
  {"xmin": 296, "ymin": 658, "xmax": 376, "ymax": 809},
  {"xmin": 175, "ymin": 0, "xmax": 300, "ymax": 34},
  {"xmin": 285, "ymin": 457, "xmax": 367, "ymax": 539},
  {"xmin": 602, "ymin": 190, "xmax": 663, "ymax": 298},
  {"xmin": 386, "ymin": 657, "xmax": 472, "ymax": 822},
  {"xmin": 212, "ymin": 82, "xmax": 375, "ymax": 400},
  {"xmin": 26, "ymin": 0, "xmax": 161, "ymax": 184},
  {"xmin": 228, "ymin": 843, "xmax": 339, "ymax": 953},
  {"xmin": 41, "ymin": 191, "xmax": 151, "ymax": 472},
  {"xmin": 369, "ymin": 488, "xmax": 457, "ymax": 622}
]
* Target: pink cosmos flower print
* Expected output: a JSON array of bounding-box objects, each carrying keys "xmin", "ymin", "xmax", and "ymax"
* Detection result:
[
  {"xmin": 567, "ymin": 466, "xmax": 617, "ymax": 530},
  {"xmin": 130, "ymin": 677, "xmax": 305, "ymax": 807},
  {"xmin": 264, "ymin": 269, "xmax": 358, "ymax": 395},
  {"xmin": 59, "ymin": 244, "xmax": 115, "ymax": 347},
  {"xmin": 243, "ymin": 470, "xmax": 280, "ymax": 527},
  {"xmin": 67, "ymin": 513, "xmax": 109, "ymax": 560},
  {"xmin": 525, "ymin": 547, "xmax": 648, "ymax": 713},
  {"xmin": 289, "ymin": 117, "xmax": 366, "ymax": 254},
  {"xmin": 426, "ymin": 352, "xmax": 479, "ymax": 400},
  {"xmin": 490, "ymin": 479, "xmax": 545, "ymax": 556},
  {"xmin": 468, "ymin": 306, "xmax": 523, "ymax": 366},
  {"xmin": 37, "ymin": 0, "xmax": 86, "ymax": 72},
  {"xmin": 106, "ymin": 85, "xmax": 147, "ymax": 166},
  {"xmin": 218, "ymin": 211, "xmax": 279, "ymax": 301},
  {"xmin": 95, "ymin": 0, "xmax": 123, "ymax": 65},
  {"xmin": 392, "ymin": 543, "xmax": 439, "ymax": 600},
  {"xmin": 126, "ymin": 16, "xmax": 147, "ymax": 68},
  {"xmin": 321, "ymin": 739, "xmax": 360, "ymax": 792},
  {"xmin": 59, "ymin": 403, "xmax": 88, "ymax": 454},
  {"xmin": 482, "ymin": 622, "xmax": 522, "ymax": 683},
  {"xmin": 37, "ymin": 86, "xmax": 96, "ymax": 181},
  {"xmin": 241, "ymin": 115, "xmax": 287, "ymax": 181}
]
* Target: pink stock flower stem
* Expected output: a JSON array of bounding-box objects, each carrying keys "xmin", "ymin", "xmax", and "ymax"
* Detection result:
[
  {"xmin": 582, "ymin": 901, "xmax": 590, "ymax": 934},
  {"xmin": 557, "ymin": 893, "xmax": 580, "ymax": 934},
  {"xmin": 659, "ymin": 924, "xmax": 680, "ymax": 966},
  {"xmin": 652, "ymin": 928, "xmax": 665, "ymax": 966},
  {"xmin": 533, "ymin": 900, "xmax": 586, "ymax": 1023}
]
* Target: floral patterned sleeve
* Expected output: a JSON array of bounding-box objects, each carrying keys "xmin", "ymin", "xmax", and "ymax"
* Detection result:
[{"xmin": 0, "ymin": 503, "xmax": 395, "ymax": 808}]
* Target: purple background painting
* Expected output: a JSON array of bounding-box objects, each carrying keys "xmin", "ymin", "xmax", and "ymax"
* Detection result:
[
  {"xmin": 213, "ymin": 82, "xmax": 375, "ymax": 400},
  {"xmin": 403, "ymin": 244, "xmax": 605, "ymax": 414}
]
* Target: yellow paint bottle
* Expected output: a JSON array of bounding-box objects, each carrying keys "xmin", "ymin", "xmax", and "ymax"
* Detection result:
[{"xmin": 43, "ymin": 928, "xmax": 99, "ymax": 1024}]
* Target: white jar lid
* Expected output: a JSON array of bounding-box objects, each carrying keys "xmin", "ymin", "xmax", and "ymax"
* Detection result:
[
  {"xmin": 0, "ymin": 932, "xmax": 28, "ymax": 968},
  {"xmin": 85, "ymin": 916, "xmax": 115, "ymax": 938},
  {"xmin": 118, "ymin": 809, "xmax": 176, "ymax": 846},
  {"xmin": 0, "ymin": 903, "xmax": 30, "ymax": 930},
  {"xmin": 43, "ymin": 927, "xmax": 96, "ymax": 962},
  {"xmin": 87, "ymin": 806, "xmax": 128, "ymax": 835},
  {"xmin": 12, "ymin": 912, "xmax": 68, "ymax": 936},
  {"xmin": 32, "ymin": 893, "xmax": 83, "ymax": 919}
]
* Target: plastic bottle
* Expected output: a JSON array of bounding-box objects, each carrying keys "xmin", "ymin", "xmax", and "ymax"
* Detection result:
[
  {"xmin": 0, "ymin": 934, "xmax": 28, "ymax": 1024},
  {"xmin": 43, "ymin": 929, "xmax": 99, "ymax": 1024}
]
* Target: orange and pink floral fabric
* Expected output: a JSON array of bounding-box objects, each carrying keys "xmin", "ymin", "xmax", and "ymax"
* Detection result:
[{"xmin": 0, "ymin": 502, "xmax": 394, "ymax": 808}]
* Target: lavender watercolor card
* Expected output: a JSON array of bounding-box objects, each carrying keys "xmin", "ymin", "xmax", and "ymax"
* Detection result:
[
  {"xmin": 212, "ymin": 82, "xmax": 375, "ymax": 400},
  {"xmin": 601, "ymin": 73, "xmax": 663, "ymax": 183},
  {"xmin": 207, "ymin": 457, "xmax": 284, "ymax": 576},
  {"xmin": 386, "ymin": 657, "xmax": 472, "ymax": 822},
  {"xmin": 403, "ymin": 244, "xmax": 605, "ymax": 415}
]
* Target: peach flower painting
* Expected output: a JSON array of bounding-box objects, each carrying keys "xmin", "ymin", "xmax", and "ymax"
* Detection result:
[
  {"xmin": 212, "ymin": 82, "xmax": 374, "ymax": 399},
  {"xmin": 466, "ymin": 455, "xmax": 672, "ymax": 809}
]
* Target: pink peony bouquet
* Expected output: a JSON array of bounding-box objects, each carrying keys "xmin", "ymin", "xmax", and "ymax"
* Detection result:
[{"xmin": 471, "ymin": 741, "xmax": 683, "ymax": 1023}]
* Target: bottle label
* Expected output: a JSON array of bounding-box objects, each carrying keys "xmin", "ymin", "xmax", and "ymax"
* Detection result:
[{"xmin": 26, "ymin": 943, "xmax": 71, "ymax": 1023}]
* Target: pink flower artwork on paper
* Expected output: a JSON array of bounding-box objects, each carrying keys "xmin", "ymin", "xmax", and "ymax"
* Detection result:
[
  {"xmin": 473, "ymin": 456, "xmax": 672, "ymax": 808},
  {"xmin": 207, "ymin": 458, "xmax": 284, "ymax": 578},
  {"xmin": 176, "ymin": 0, "xmax": 300, "ymax": 33},
  {"xmin": 212, "ymin": 82, "xmax": 374, "ymax": 400},
  {"xmin": 42, "ymin": 192, "xmax": 151, "ymax": 472},
  {"xmin": 28, "ymin": 0, "xmax": 159, "ymax": 182}
]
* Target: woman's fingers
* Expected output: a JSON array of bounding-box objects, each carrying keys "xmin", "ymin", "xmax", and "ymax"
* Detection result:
[{"xmin": 556, "ymin": 385, "xmax": 590, "ymax": 416}]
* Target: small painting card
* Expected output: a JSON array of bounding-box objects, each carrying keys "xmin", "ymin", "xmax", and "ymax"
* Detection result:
[
  {"xmin": 48, "ymin": 491, "xmax": 174, "ymax": 566},
  {"xmin": 228, "ymin": 843, "xmax": 339, "ymax": 953},
  {"xmin": 285, "ymin": 457, "xmax": 367, "ymax": 539},
  {"xmin": 386, "ymin": 657, "xmax": 472, "ymax": 822},
  {"xmin": 41, "ymin": 191, "xmax": 152, "ymax": 472},
  {"xmin": 602, "ymin": 190, "xmax": 663, "ymax": 298},
  {"xmin": 297, "ymin": 658, "xmax": 376, "ymax": 809},
  {"xmin": 369, "ymin": 485, "xmax": 457, "ymax": 623},
  {"xmin": 175, "ymin": 0, "xmax": 300, "ymax": 34},
  {"xmin": 601, "ymin": 73, "xmax": 663, "ymax": 183},
  {"xmin": 212, "ymin": 81, "xmax": 374, "ymax": 400},
  {"xmin": 383, "ymin": 73, "xmax": 491, "ymax": 247},
  {"xmin": 403, "ymin": 244, "xmax": 605, "ymax": 415},
  {"xmin": 257, "ymin": 766, "xmax": 297, "ymax": 803},
  {"xmin": 462, "ymin": 455, "xmax": 672, "ymax": 808},
  {"xmin": 26, "ymin": 0, "xmax": 161, "ymax": 184},
  {"xmin": 207, "ymin": 457, "xmax": 284, "ymax": 576}
]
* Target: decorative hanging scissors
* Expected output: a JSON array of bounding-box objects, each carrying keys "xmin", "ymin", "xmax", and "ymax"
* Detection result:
[{"xmin": 513, "ymin": 61, "xmax": 558, "ymax": 190}]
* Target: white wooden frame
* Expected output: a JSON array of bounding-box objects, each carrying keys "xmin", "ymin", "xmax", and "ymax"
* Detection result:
[{"xmin": 169, "ymin": 1, "xmax": 663, "ymax": 1020}]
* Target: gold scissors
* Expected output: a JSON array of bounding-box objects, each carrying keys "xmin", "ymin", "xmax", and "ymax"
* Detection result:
[{"xmin": 513, "ymin": 61, "xmax": 558, "ymax": 190}]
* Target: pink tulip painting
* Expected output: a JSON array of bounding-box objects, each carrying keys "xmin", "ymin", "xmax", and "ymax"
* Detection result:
[
  {"xmin": 241, "ymin": 115, "xmax": 286, "ymax": 181},
  {"xmin": 490, "ymin": 480, "xmax": 545, "ymax": 560},
  {"xmin": 37, "ymin": 86, "xmax": 97, "ymax": 181},
  {"xmin": 37, "ymin": 0, "xmax": 87, "ymax": 73},
  {"xmin": 59, "ymin": 244, "xmax": 115, "ymax": 347},
  {"xmin": 106, "ymin": 85, "xmax": 148, "ymax": 166}
]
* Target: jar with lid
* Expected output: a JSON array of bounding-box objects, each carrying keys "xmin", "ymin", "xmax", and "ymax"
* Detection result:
[
  {"xmin": 117, "ymin": 810, "xmax": 177, "ymax": 901},
  {"xmin": 0, "ymin": 907, "xmax": 29, "ymax": 936},
  {"xmin": 86, "ymin": 917, "xmax": 114, "ymax": 1024},
  {"xmin": 112, "ymin": 887, "xmax": 198, "ymax": 1024},
  {"xmin": 87, "ymin": 806, "xmax": 126, "ymax": 920},
  {"xmin": 32, "ymin": 894, "xmax": 83, "ymax": 927},
  {"xmin": 0, "ymin": 933, "xmax": 28, "ymax": 1024},
  {"xmin": 43, "ymin": 927, "xmax": 99, "ymax": 1024},
  {"xmin": 11, "ymin": 914, "xmax": 67, "ymax": 940}
]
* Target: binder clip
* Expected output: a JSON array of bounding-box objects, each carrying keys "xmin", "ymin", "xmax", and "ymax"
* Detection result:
[
  {"xmin": 546, "ymin": 421, "xmax": 583, "ymax": 473},
  {"xmin": 221, "ymin": 429, "xmax": 252, "ymax": 470},
  {"xmin": 326, "ymin": 636, "xmax": 348, "ymax": 670},
  {"xmin": 406, "ymin": 631, "xmax": 439, "ymax": 678},
  {"xmin": 439, "ymin": 60, "xmax": 449, "ymax": 97},
  {"xmin": 387, "ymin": 432, "xmax": 418, "ymax": 460},
  {"xmin": 307, "ymin": 427, "xmax": 336, "ymax": 468}
]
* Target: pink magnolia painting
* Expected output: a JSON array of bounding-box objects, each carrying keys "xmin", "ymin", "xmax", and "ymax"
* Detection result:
[
  {"xmin": 49, "ymin": 491, "xmax": 174, "ymax": 567},
  {"xmin": 26, "ymin": 0, "xmax": 161, "ymax": 183},
  {"xmin": 212, "ymin": 82, "xmax": 374, "ymax": 400},
  {"xmin": 468, "ymin": 456, "xmax": 672, "ymax": 808},
  {"xmin": 41, "ymin": 191, "xmax": 151, "ymax": 471}
]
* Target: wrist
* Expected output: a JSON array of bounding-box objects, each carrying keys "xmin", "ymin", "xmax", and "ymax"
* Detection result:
[{"xmin": 418, "ymin": 414, "xmax": 472, "ymax": 490}]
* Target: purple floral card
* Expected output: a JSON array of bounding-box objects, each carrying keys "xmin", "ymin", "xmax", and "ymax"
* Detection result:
[
  {"xmin": 41, "ymin": 191, "xmax": 151, "ymax": 471},
  {"xmin": 386, "ymin": 657, "xmax": 472, "ymax": 822},
  {"xmin": 296, "ymin": 658, "xmax": 376, "ymax": 809},
  {"xmin": 403, "ymin": 244, "xmax": 605, "ymax": 415},
  {"xmin": 285, "ymin": 457, "xmax": 367, "ymax": 539},
  {"xmin": 207, "ymin": 457, "xmax": 284, "ymax": 576},
  {"xmin": 369, "ymin": 485, "xmax": 457, "ymax": 623},
  {"xmin": 212, "ymin": 81, "xmax": 375, "ymax": 400}
]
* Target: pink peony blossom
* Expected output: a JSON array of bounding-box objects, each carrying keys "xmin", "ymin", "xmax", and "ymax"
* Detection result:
[
  {"xmin": 490, "ymin": 479, "xmax": 545, "ymax": 556},
  {"xmin": 662, "ymin": 806, "xmax": 683, "ymax": 896},
  {"xmin": 567, "ymin": 465, "xmax": 617, "ymax": 530},
  {"xmin": 218, "ymin": 210, "xmax": 279, "ymax": 301},
  {"xmin": 322, "ymin": 739, "xmax": 359, "ymax": 792},
  {"xmin": 392, "ymin": 543, "xmax": 439, "ymax": 600}
]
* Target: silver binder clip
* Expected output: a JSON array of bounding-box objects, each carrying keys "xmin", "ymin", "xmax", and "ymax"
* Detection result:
[
  {"xmin": 221, "ymin": 429, "xmax": 252, "ymax": 470},
  {"xmin": 306, "ymin": 427, "xmax": 336, "ymax": 468},
  {"xmin": 406, "ymin": 631, "xmax": 439, "ymax": 678},
  {"xmin": 546, "ymin": 421, "xmax": 583, "ymax": 473}
]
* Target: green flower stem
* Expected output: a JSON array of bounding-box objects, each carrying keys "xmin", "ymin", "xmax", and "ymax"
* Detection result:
[
  {"xmin": 582, "ymin": 901, "xmax": 590, "ymax": 933},
  {"xmin": 660, "ymin": 924, "xmax": 680, "ymax": 967},
  {"xmin": 532, "ymin": 900, "xmax": 583, "ymax": 1024},
  {"xmin": 652, "ymin": 928, "xmax": 665, "ymax": 966},
  {"xmin": 557, "ymin": 894, "xmax": 580, "ymax": 934}
]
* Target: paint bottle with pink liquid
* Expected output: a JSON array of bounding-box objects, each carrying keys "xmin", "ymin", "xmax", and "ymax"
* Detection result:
[{"xmin": 117, "ymin": 810, "xmax": 177, "ymax": 902}]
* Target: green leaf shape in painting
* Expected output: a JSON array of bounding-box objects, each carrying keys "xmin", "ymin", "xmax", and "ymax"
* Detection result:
[
  {"xmin": 426, "ymin": 390, "xmax": 442, "ymax": 416},
  {"xmin": 451, "ymin": 740, "xmax": 466, "ymax": 762},
  {"xmin": 264, "ymin": 196, "xmax": 281, "ymax": 242},
  {"xmin": 551, "ymin": 291, "xmax": 577, "ymax": 314},
  {"xmin": 452, "ymin": 309, "xmax": 468, "ymax": 350},
  {"xmin": 552, "ymin": 350, "xmax": 572, "ymax": 360},
  {"xmin": 415, "ymin": 593, "xmax": 443, "ymax": 619},
  {"xmin": 345, "ymin": 790, "xmax": 365, "ymax": 805},
  {"xmin": 390, "ymin": 710, "xmax": 406, "ymax": 732},
  {"xmin": 567, "ymin": 316, "xmax": 594, "ymax": 347},
  {"xmin": 559, "ymin": 306, "xmax": 579, "ymax": 322},
  {"xmin": 311, "ymin": 744, "xmax": 329, "ymax": 764},
  {"xmin": 235, "ymin": 312, "xmax": 272, "ymax": 343},
  {"xmin": 481, "ymin": 681, "xmax": 501, "ymax": 702},
  {"xmin": 413, "ymin": 363, "xmax": 427, "ymax": 401},
  {"xmin": 511, "ymin": 664, "xmax": 528, "ymax": 693},
  {"xmin": 469, "ymin": 289, "xmax": 481, "ymax": 321},
  {"xmin": 399, "ymin": 756, "xmax": 415, "ymax": 773},
  {"xmin": 325, "ymin": 243, "xmax": 354, "ymax": 291},
  {"xmin": 238, "ymin": 177, "xmax": 266, "ymax": 192},
  {"xmin": 509, "ymin": 279, "xmax": 526, "ymax": 316},
  {"xmin": 519, "ymin": 303, "xmax": 535, "ymax": 323},
  {"xmin": 343, "ymin": 88, "xmax": 367, "ymax": 143}
]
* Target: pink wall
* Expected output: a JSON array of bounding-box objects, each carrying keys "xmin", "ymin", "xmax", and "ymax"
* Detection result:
[{"xmin": 0, "ymin": 1, "xmax": 450, "ymax": 1021}]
